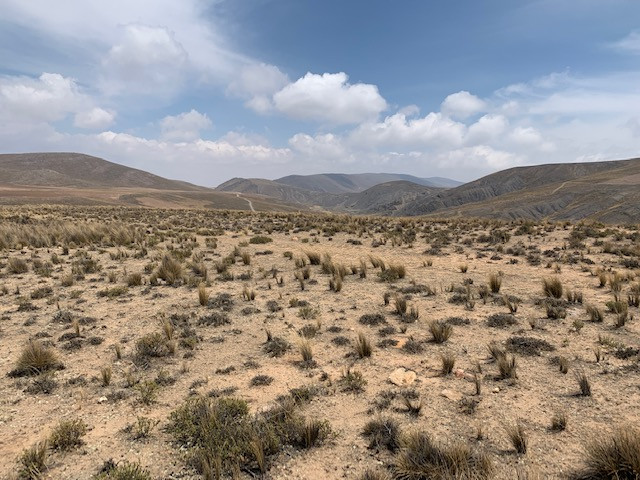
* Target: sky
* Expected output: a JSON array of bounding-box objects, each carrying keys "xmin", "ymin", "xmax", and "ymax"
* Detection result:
[{"xmin": 1, "ymin": 0, "xmax": 640, "ymax": 187}]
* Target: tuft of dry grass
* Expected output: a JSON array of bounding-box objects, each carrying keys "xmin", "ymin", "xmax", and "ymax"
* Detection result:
[
  {"xmin": 573, "ymin": 427, "xmax": 640, "ymax": 479},
  {"xmin": 393, "ymin": 431, "xmax": 493, "ymax": 479},
  {"xmin": 429, "ymin": 320, "xmax": 452, "ymax": 343},
  {"xmin": 10, "ymin": 340, "xmax": 63, "ymax": 377},
  {"xmin": 542, "ymin": 277, "xmax": 563, "ymax": 299},
  {"xmin": 355, "ymin": 332, "xmax": 373, "ymax": 358},
  {"xmin": 506, "ymin": 423, "xmax": 527, "ymax": 454},
  {"xmin": 489, "ymin": 272, "xmax": 502, "ymax": 293}
]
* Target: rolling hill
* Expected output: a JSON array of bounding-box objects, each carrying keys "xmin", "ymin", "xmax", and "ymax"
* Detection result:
[
  {"xmin": 0, "ymin": 152, "xmax": 205, "ymax": 191},
  {"xmin": 0, "ymin": 153, "xmax": 297, "ymax": 212}
]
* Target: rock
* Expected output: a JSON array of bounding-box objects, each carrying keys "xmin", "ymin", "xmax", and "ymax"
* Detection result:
[
  {"xmin": 388, "ymin": 367, "xmax": 417, "ymax": 386},
  {"xmin": 98, "ymin": 396, "xmax": 108, "ymax": 404},
  {"xmin": 440, "ymin": 388, "xmax": 463, "ymax": 402},
  {"xmin": 492, "ymin": 387, "xmax": 500, "ymax": 393}
]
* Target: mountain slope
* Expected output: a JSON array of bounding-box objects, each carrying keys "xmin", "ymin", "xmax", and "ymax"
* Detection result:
[
  {"xmin": 274, "ymin": 172, "xmax": 460, "ymax": 193},
  {"xmin": 0, "ymin": 152, "xmax": 206, "ymax": 191},
  {"xmin": 335, "ymin": 181, "xmax": 442, "ymax": 214},
  {"xmin": 399, "ymin": 158, "xmax": 640, "ymax": 217},
  {"xmin": 400, "ymin": 158, "xmax": 640, "ymax": 223}
]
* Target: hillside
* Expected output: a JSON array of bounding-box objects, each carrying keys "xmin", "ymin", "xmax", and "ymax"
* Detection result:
[
  {"xmin": 0, "ymin": 153, "xmax": 299, "ymax": 212},
  {"xmin": 0, "ymin": 153, "xmax": 206, "ymax": 191},
  {"xmin": 400, "ymin": 158, "xmax": 640, "ymax": 223}
]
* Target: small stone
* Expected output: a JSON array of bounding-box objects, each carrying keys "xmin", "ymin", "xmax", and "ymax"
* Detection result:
[
  {"xmin": 440, "ymin": 388, "xmax": 463, "ymax": 402},
  {"xmin": 492, "ymin": 387, "xmax": 500, "ymax": 393},
  {"xmin": 388, "ymin": 367, "xmax": 417, "ymax": 386},
  {"xmin": 98, "ymin": 396, "xmax": 108, "ymax": 404}
]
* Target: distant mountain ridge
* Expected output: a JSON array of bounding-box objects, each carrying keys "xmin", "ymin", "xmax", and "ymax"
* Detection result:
[
  {"xmin": 273, "ymin": 172, "xmax": 461, "ymax": 193},
  {"xmin": 3, "ymin": 152, "xmax": 640, "ymax": 223}
]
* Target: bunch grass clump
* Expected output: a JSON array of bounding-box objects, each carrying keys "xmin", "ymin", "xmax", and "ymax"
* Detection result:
[{"xmin": 10, "ymin": 340, "xmax": 63, "ymax": 377}]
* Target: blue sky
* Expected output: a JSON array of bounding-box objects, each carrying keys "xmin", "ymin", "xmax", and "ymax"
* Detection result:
[{"xmin": 1, "ymin": 0, "xmax": 639, "ymax": 186}]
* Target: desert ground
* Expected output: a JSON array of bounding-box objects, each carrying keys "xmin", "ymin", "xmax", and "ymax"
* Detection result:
[{"xmin": 1, "ymin": 205, "xmax": 639, "ymax": 480}]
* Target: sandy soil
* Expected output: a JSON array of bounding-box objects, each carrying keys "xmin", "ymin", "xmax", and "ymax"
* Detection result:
[{"xmin": 0, "ymin": 206, "xmax": 639, "ymax": 479}]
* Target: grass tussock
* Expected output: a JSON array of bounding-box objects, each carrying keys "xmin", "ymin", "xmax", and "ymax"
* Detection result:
[
  {"xmin": 167, "ymin": 396, "xmax": 329, "ymax": 477},
  {"xmin": 393, "ymin": 431, "xmax": 493, "ymax": 479},
  {"xmin": 10, "ymin": 340, "xmax": 63, "ymax": 377},
  {"xmin": 542, "ymin": 277, "xmax": 564, "ymax": 299},
  {"xmin": 573, "ymin": 427, "xmax": 640, "ymax": 479}
]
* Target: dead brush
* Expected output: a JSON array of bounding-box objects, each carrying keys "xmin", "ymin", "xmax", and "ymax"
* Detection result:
[
  {"xmin": 369, "ymin": 255, "xmax": 386, "ymax": 270},
  {"xmin": 402, "ymin": 395, "xmax": 423, "ymax": 416},
  {"xmin": 156, "ymin": 255, "xmax": 184, "ymax": 285},
  {"xmin": 575, "ymin": 370, "xmax": 592, "ymax": 396},
  {"xmin": 329, "ymin": 275, "xmax": 343, "ymax": 292},
  {"xmin": 242, "ymin": 285, "xmax": 256, "ymax": 301}
]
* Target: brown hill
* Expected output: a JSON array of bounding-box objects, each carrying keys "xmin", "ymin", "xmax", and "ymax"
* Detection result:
[
  {"xmin": 0, "ymin": 152, "xmax": 206, "ymax": 190},
  {"xmin": 400, "ymin": 158, "xmax": 640, "ymax": 223},
  {"xmin": 0, "ymin": 153, "xmax": 299, "ymax": 212}
]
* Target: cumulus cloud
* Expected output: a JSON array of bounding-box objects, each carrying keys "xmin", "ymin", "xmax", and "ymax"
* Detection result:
[
  {"xmin": 0, "ymin": 73, "xmax": 85, "ymax": 122},
  {"xmin": 0, "ymin": 72, "xmax": 115, "ymax": 132},
  {"xmin": 227, "ymin": 63, "xmax": 289, "ymax": 113},
  {"xmin": 441, "ymin": 91, "xmax": 486, "ymax": 119},
  {"xmin": 273, "ymin": 72, "xmax": 387, "ymax": 124},
  {"xmin": 101, "ymin": 24, "xmax": 189, "ymax": 97},
  {"xmin": 160, "ymin": 109, "xmax": 212, "ymax": 142},
  {"xmin": 466, "ymin": 114, "xmax": 508, "ymax": 144},
  {"xmin": 349, "ymin": 112, "xmax": 466, "ymax": 149},
  {"xmin": 74, "ymin": 107, "xmax": 115, "ymax": 129},
  {"xmin": 289, "ymin": 133, "xmax": 353, "ymax": 162}
]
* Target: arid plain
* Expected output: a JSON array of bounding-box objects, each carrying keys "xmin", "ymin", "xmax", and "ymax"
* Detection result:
[{"xmin": 1, "ymin": 205, "xmax": 639, "ymax": 480}]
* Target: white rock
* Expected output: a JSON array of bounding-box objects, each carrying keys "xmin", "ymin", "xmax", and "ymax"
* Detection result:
[{"xmin": 388, "ymin": 368, "xmax": 417, "ymax": 386}]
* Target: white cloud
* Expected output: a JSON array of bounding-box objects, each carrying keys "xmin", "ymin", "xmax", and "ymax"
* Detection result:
[
  {"xmin": 436, "ymin": 145, "xmax": 523, "ymax": 171},
  {"xmin": 349, "ymin": 112, "xmax": 466, "ymax": 149},
  {"xmin": 101, "ymin": 24, "xmax": 189, "ymax": 97},
  {"xmin": 0, "ymin": 73, "xmax": 85, "ymax": 122},
  {"xmin": 227, "ymin": 63, "xmax": 289, "ymax": 113},
  {"xmin": 160, "ymin": 109, "xmax": 212, "ymax": 142},
  {"xmin": 466, "ymin": 114, "xmax": 508, "ymax": 144},
  {"xmin": 273, "ymin": 72, "xmax": 387, "ymax": 124},
  {"xmin": 74, "ymin": 107, "xmax": 115, "ymax": 129},
  {"xmin": 441, "ymin": 91, "xmax": 486, "ymax": 119},
  {"xmin": 289, "ymin": 133, "xmax": 353, "ymax": 162},
  {"xmin": 610, "ymin": 31, "xmax": 640, "ymax": 54}
]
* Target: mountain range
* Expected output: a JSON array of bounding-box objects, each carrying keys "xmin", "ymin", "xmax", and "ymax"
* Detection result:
[{"xmin": 1, "ymin": 152, "xmax": 639, "ymax": 223}]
